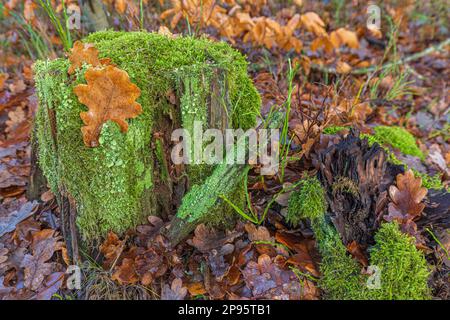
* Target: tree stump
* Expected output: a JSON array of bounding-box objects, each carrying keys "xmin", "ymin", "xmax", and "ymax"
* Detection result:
[{"xmin": 32, "ymin": 31, "xmax": 260, "ymax": 255}]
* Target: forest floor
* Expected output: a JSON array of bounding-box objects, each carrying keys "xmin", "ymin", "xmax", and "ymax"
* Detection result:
[{"xmin": 0, "ymin": 1, "xmax": 449, "ymax": 300}]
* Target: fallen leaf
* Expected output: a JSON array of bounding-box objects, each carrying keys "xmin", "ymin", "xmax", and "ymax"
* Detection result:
[
  {"xmin": 67, "ymin": 41, "xmax": 111, "ymax": 74},
  {"xmin": 0, "ymin": 201, "xmax": 38, "ymax": 238},
  {"xmin": 330, "ymin": 28, "xmax": 359, "ymax": 49},
  {"xmin": 384, "ymin": 170, "xmax": 427, "ymax": 241},
  {"xmin": 346, "ymin": 240, "xmax": 369, "ymax": 267},
  {"xmin": 111, "ymin": 258, "xmax": 139, "ymax": 285},
  {"xmin": 73, "ymin": 65, "xmax": 143, "ymax": 147},
  {"xmin": 161, "ymin": 278, "xmax": 187, "ymax": 300},
  {"xmin": 300, "ymin": 12, "xmax": 326, "ymax": 37},
  {"xmin": 188, "ymin": 224, "xmax": 241, "ymax": 253}
]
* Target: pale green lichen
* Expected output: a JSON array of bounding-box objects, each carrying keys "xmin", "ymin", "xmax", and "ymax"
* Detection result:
[{"xmin": 34, "ymin": 31, "xmax": 260, "ymax": 241}]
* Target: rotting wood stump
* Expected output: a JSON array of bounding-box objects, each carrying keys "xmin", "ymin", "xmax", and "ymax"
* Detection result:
[{"xmin": 32, "ymin": 31, "xmax": 261, "ymax": 260}]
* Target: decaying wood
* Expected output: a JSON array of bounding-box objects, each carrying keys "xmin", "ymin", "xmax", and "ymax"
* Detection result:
[
  {"xmin": 317, "ymin": 129, "xmax": 403, "ymax": 246},
  {"xmin": 26, "ymin": 129, "xmax": 47, "ymax": 201}
]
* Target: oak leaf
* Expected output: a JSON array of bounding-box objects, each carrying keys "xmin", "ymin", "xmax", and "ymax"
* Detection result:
[
  {"xmin": 20, "ymin": 229, "xmax": 61, "ymax": 290},
  {"xmin": 384, "ymin": 170, "xmax": 427, "ymax": 240},
  {"xmin": 73, "ymin": 65, "xmax": 142, "ymax": 147},
  {"xmin": 67, "ymin": 40, "xmax": 111, "ymax": 75},
  {"xmin": 161, "ymin": 278, "xmax": 187, "ymax": 300}
]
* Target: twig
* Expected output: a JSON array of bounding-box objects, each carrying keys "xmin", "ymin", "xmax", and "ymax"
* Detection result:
[{"xmin": 311, "ymin": 37, "xmax": 450, "ymax": 75}]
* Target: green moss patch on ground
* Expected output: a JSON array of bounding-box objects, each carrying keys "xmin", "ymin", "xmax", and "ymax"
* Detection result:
[{"xmin": 34, "ymin": 31, "xmax": 260, "ymax": 241}]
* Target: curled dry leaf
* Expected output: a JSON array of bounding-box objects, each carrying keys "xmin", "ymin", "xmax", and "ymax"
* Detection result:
[
  {"xmin": 330, "ymin": 28, "xmax": 359, "ymax": 49},
  {"xmin": 73, "ymin": 65, "xmax": 143, "ymax": 147},
  {"xmin": 300, "ymin": 12, "xmax": 326, "ymax": 37},
  {"xmin": 99, "ymin": 231, "xmax": 124, "ymax": 268},
  {"xmin": 67, "ymin": 41, "xmax": 111, "ymax": 74},
  {"xmin": 111, "ymin": 258, "xmax": 139, "ymax": 285}
]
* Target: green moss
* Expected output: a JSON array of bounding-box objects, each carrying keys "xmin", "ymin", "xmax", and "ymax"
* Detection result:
[
  {"xmin": 364, "ymin": 126, "xmax": 425, "ymax": 160},
  {"xmin": 323, "ymin": 125, "xmax": 349, "ymax": 135},
  {"xmin": 368, "ymin": 222, "xmax": 430, "ymax": 300},
  {"xmin": 286, "ymin": 176, "xmax": 326, "ymax": 226},
  {"xmin": 311, "ymin": 216, "xmax": 367, "ymax": 300},
  {"xmin": 34, "ymin": 31, "xmax": 260, "ymax": 241},
  {"xmin": 311, "ymin": 219, "xmax": 431, "ymax": 299},
  {"xmin": 413, "ymin": 170, "xmax": 445, "ymax": 190}
]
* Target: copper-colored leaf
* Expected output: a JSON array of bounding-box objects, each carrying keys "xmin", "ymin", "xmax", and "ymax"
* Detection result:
[
  {"xmin": 300, "ymin": 12, "xmax": 326, "ymax": 37},
  {"xmin": 73, "ymin": 65, "xmax": 143, "ymax": 147},
  {"xmin": 384, "ymin": 170, "xmax": 428, "ymax": 241},
  {"xmin": 67, "ymin": 41, "xmax": 111, "ymax": 75},
  {"xmin": 99, "ymin": 231, "xmax": 124, "ymax": 268},
  {"xmin": 388, "ymin": 170, "xmax": 427, "ymax": 219},
  {"xmin": 346, "ymin": 241, "xmax": 369, "ymax": 267},
  {"xmin": 330, "ymin": 28, "xmax": 359, "ymax": 49},
  {"xmin": 111, "ymin": 258, "xmax": 139, "ymax": 285}
]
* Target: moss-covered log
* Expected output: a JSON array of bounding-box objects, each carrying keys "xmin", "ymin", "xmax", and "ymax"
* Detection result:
[{"xmin": 33, "ymin": 31, "xmax": 260, "ymax": 246}]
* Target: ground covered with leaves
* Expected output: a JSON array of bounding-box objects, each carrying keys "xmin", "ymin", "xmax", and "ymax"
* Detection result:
[{"xmin": 0, "ymin": 0, "xmax": 449, "ymax": 300}]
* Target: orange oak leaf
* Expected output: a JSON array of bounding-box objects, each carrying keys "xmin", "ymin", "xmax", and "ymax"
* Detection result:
[
  {"xmin": 67, "ymin": 41, "xmax": 111, "ymax": 75},
  {"xmin": 73, "ymin": 65, "xmax": 143, "ymax": 147}
]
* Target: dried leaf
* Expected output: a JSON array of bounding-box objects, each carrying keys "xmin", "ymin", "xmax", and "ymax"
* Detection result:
[
  {"xmin": 385, "ymin": 170, "xmax": 427, "ymax": 241},
  {"xmin": 21, "ymin": 229, "xmax": 60, "ymax": 290},
  {"xmin": 300, "ymin": 12, "xmax": 326, "ymax": 37},
  {"xmin": 330, "ymin": 28, "xmax": 359, "ymax": 49},
  {"xmin": 161, "ymin": 278, "xmax": 187, "ymax": 300},
  {"xmin": 346, "ymin": 241, "xmax": 369, "ymax": 267},
  {"xmin": 67, "ymin": 41, "xmax": 111, "ymax": 74},
  {"xmin": 73, "ymin": 65, "xmax": 142, "ymax": 147},
  {"xmin": 188, "ymin": 224, "xmax": 241, "ymax": 253},
  {"xmin": 111, "ymin": 258, "xmax": 139, "ymax": 285},
  {"xmin": 0, "ymin": 201, "xmax": 38, "ymax": 238},
  {"xmin": 99, "ymin": 231, "xmax": 124, "ymax": 268}
]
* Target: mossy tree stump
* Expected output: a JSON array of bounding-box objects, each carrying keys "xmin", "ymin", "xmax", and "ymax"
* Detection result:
[{"xmin": 33, "ymin": 31, "xmax": 260, "ymax": 258}]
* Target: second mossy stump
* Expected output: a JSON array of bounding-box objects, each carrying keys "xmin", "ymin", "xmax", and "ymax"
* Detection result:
[{"xmin": 33, "ymin": 31, "xmax": 261, "ymax": 256}]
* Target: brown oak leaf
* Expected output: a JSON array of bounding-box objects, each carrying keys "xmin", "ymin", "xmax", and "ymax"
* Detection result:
[
  {"xmin": 73, "ymin": 65, "xmax": 142, "ymax": 147},
  {"xmin": 161, "ymin": 278, "xmax": 187, "ymax": 300},
  {"xmin": 67, "ymin": 40, "xmax": 111, "ymax": 74},
  {"xmin": 20, "ymin": 229, "xmax": 60, "ymax": 290},
  {"xmin": 384, "ymin": 170, "xmax": 427, "ymax": 240}
]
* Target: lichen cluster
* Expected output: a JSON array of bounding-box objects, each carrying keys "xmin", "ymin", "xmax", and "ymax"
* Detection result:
[
  {"xmin": 34, "ymin": 31, "xmax": 260, "ymax": 241},
  {"xmin": 286, "ymin": 176, "xmax": 431, "ymax": 300}
]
